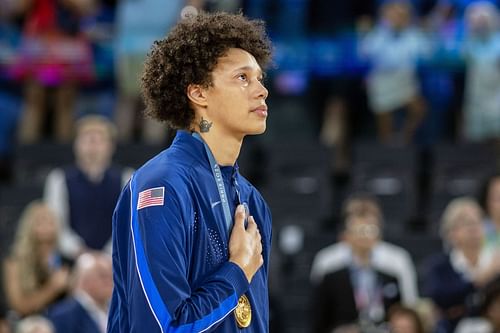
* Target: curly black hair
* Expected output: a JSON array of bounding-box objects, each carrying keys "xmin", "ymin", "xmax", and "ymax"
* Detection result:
[{"xmin": 141, "ymin": 11, "xmax": 273, "ymax": 130}]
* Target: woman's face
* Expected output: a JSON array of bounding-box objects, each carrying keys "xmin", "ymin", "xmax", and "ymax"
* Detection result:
[
  {"xmin": 390, "ymin": 313, "xmax": 418, "ymax": 333},
  {"xmin": 31, "ymin": 205, "xmax": 58, "ymax": 245},
  {"xmin": 449, "ymin": 205, "xmax": 484, "ymax": 249},
  {"xmin": 383, "ymin": 2, "xmax": 412, "ymax": 30}
]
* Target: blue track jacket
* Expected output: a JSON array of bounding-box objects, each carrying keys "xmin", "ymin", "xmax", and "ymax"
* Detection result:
[{"xmin": 107, "ymin": 131, "xmax": 272, "ymax": 332}]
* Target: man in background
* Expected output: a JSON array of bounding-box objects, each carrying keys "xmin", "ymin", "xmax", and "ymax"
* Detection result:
[{"xmin": 47, "ymin": 252, "xmax": 113, "ymax": 333}]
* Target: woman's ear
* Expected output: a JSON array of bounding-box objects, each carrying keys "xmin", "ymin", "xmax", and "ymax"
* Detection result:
[{"xmin": 187, "ymin": 84, "xmax": 208, "ymax": 108}]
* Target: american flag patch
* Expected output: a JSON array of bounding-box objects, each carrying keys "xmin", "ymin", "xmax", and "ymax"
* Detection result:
[{"xmin": 137, "ymin": 187, "xmax": 165, "ymax": 210}]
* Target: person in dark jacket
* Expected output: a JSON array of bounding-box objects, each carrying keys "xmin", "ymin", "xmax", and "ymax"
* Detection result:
[
  {"xmin": 107, "ymin": 11, "xmax": 273, "ymax": 333},
  {"xmin": 48, "ymin": 252, "xmax": 113, "ymax": 333},
  {"xmin": 44, "ymin": 115, "xmax": 133, "ymax": 259},
  {"xmin": 310, "ymin": 208, "xmax": 404, "ymax": 333},
  {"xmin": 423, "ymin": 197, "xmax": 500, "ymax": 333}
]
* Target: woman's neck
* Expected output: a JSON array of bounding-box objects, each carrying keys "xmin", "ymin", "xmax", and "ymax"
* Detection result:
[{"xmin": 196, "ymin": 130, "xmax": 243, "ymax": 166}]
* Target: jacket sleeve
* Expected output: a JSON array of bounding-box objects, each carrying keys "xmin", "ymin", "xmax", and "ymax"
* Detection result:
[
  {"xmin": 392, "ymin": 248, "xmax": 419, "ymax": 306},
  {"xmin": 126, "ymin": 175, "xmax": 249, "ymax": 332}
]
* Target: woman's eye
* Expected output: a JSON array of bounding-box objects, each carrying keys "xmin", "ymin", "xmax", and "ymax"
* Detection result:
[{"xmin": 237, "ymin": 73, "xmax": 247, "ymax": 81}]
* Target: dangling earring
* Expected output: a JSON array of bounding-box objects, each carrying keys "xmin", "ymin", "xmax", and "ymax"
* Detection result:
[{"xmin": 199, "ymin": 117, "xmax": 213, "ymax": 133}]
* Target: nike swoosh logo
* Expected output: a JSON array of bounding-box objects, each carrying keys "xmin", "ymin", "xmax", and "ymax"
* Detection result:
[{"xmin": 211, "ymin": 201, "xmax": 221, "ymax": 208}]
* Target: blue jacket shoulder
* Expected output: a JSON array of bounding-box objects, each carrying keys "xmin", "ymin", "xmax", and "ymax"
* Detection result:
[{"xmin": 132, "ymin": 147, "xmax": 195, "ymax": 191}]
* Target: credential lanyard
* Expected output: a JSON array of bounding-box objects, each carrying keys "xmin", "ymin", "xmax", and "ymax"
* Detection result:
[{"xmin": 192, "ymin": 132, "xmax": 233, "ymax": 233}]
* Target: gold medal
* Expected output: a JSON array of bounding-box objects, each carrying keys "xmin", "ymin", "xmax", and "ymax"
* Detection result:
[{"xmin": 234, "ymin": 294, "xmax": 252, "ymax": 328}]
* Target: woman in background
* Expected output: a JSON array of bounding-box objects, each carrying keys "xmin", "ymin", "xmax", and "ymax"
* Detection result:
[
  {"xmin": 3, "ymin": 200, "xmax": 70, "ymax": 317},
  {"xmin": 8, "ymin": 0, "xmax": 95, "ymax": 143},
  {"xmin": 423, "ymin": 197, "xmax": 500, "ymax": 333}
]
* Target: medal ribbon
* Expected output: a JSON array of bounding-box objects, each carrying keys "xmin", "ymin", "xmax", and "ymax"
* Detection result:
[
  {"xmin": 192, "ymin": 132, "xmax": 233, "ymax": 233},
  {"xmin": 193, "ymin": 132, "xmax": 253, "ymax": 328}
]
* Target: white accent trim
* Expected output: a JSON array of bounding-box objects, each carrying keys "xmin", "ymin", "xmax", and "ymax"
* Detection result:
[
  {"xmin": 198, "ymin": 303, "xmax": 238, "ymax": 333},
  {"xmin": 129, "ymin": 179, "xmax": 165, "ymax": 333},
  {"xmin": 128, "ymin": 178, "xmax": 242, "ymax": 332}
]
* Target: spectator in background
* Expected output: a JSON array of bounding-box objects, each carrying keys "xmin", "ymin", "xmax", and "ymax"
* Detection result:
[
  {"xmin": 419, "ymin": 0, "xmax": 464, "ymax": 145},
  {"xmin": 10, "ymin": 0, "xmax": 96, "ymax": 143},
  {"xmin": 79, "ymin": 0, "xmax": 117, "ymax": 82},
  {"xmin": 461, "ymin": 1, "xmax": 500, "ymax": 142},
  {"xmin": 113, "ymin": 0, "xmax": 185, "ymax": 143},
  {"xmin": 44, "ymin": 115, "xmax": 133, "ymax": 260},
  {"xmin": 3, "ymin": 201, "xmax": 70, "ymax": 318},
  {"xmin": 387, "ymin": 304, "xmax": 426, "ymax": 333},
  {"xmin": 455, "ymin": 277, "xmax": 500, "ymax": 333},
  {"xmin": 479, "ymin": 173, "xmax": 500, "ymax": 249},
  {"xmin": 75, "ymin": 0, "xmax": 118, "ymax": 121},
  {"xmin": 441, "ymin": 0, "xmax": 500, "ymax": 18},
  {"xmin": 307, "ymin": 0, "xmax": 376, "ymax": 176},
  {"xmin": 423, "ymin": 197, "xmax": 500, "ymax": 333},
  {"xmin": 310, "ymin": 212, "xmax": 401, "ymax": 332},
  {"xmin": 47, "ymin": 252, "xmax": 112, "ymax": 333},
  {"xmin": 360, "ymin": 0, "xmax": 429, "ymax": 144},
  {"xmin": 15, "ymin": 316, "xmax": 53, "ymax": 333},
  {"xmin": 311, "ymin": 193, "xmax": 419, "ymax": 304},
  {"xmin": 309, "ymin": 193, "xmax": 418, "ymax": 332}
]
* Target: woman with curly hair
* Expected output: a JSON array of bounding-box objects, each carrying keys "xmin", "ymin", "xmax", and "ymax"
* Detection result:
[
  {"xmin": 108, "ymin": 11, "xmax": 273, "ymax": 332},
  {"xmin": 3, "ymin": 201, "xmax": 70, "ymax": 317}
]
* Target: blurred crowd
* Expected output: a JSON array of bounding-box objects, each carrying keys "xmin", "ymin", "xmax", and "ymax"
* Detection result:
[
  {"xmin": 307, "ymin": 192, "xmax": 500, "ymax": 333},
  {"xmin": 2, "ymin": 0, "xmax": 500, "ymax": 177},
  {"xmin": 2, "ymin": 0, "xmax": 500, "ymax": 333}
]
